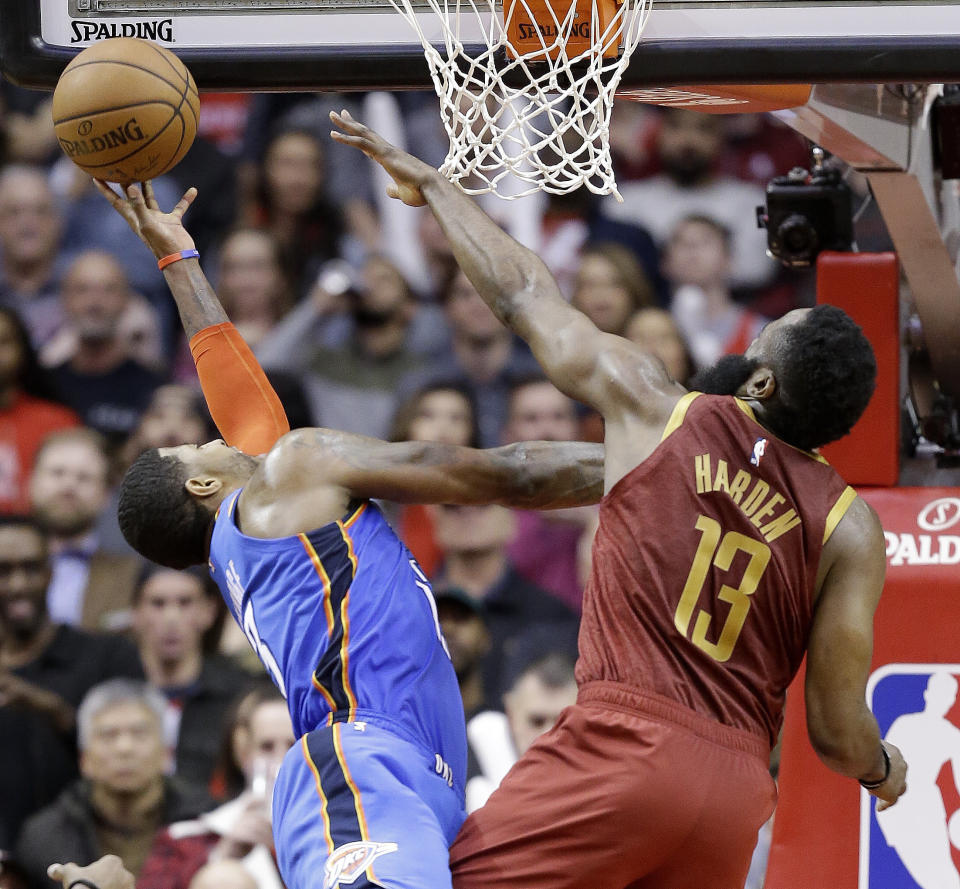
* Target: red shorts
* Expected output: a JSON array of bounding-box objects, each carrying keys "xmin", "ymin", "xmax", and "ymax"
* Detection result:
[{"xmin": 450, "ymin": 681, "xmax": 777, "ymax": 889}]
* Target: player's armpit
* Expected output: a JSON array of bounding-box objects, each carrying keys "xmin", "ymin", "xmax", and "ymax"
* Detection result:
[{"xmin": 190, "ymin": 323, "xmax": 289, "ymax": 455}]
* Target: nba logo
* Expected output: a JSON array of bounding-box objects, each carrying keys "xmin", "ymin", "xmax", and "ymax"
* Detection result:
[{"xmin": 859, "ymin": 663, "xmax": 960, "ymax": 888}]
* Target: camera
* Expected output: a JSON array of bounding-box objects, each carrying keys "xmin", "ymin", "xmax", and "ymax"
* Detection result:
[{"xmin": 756, "ymin": 151, "xmax": 853, "ymax": 268}]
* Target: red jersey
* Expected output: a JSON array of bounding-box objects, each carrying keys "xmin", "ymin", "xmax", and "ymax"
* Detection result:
[{"xmin": 576, "ymin": 392, "xmax": 856, "ymax": 747}]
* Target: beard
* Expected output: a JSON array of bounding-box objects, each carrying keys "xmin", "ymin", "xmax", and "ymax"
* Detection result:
[{"xmin": 689, "ymin": 353, "xmax": 759, "ymax": 396}]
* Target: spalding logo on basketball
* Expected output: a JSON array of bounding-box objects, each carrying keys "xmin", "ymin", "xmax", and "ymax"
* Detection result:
[{"xmin": 52, "ymin": 37, "xmax": 200, "ymax": 184}]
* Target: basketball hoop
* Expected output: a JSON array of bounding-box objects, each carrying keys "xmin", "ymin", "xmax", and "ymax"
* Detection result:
[{"xmin": 387, "ymin": 0, "xmax": 652, "ymax": 199}]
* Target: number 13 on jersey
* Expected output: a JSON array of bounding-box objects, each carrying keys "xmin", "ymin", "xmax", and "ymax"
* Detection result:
[{"xmin": 674, "ymin": 514, "xmax": 771, "ymax": 663}]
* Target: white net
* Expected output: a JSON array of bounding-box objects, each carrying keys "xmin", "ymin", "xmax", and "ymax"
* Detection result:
[{"xmin": 387, "ymin": 0, "xmax": 653, "ymax": 199}]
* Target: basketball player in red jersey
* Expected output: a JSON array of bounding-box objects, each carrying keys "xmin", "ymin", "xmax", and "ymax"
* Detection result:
[{"xmin": 332, "ymin": 111, "xmax": 907, "ymax": 889}]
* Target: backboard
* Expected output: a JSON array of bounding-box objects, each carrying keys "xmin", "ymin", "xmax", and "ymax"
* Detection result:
[{"xmin": 4, "ymin": 0, "xmax": 960, "ymax": 91}]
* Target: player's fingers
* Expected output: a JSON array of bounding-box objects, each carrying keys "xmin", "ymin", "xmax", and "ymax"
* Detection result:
[
  {"xmin": 172, "ymin": 187, "xmax": 198, "ymax": 218},
  {"xmin": 125, "ymin": 183, "xmax": 149, "ymax": 217},
  {"xmin": 386, "ymin": 184, "xmax": 401, "ymax": 201},
  {"xmin": 143, "ymin": 179, "xmax": 159, "ymax": 210},
  {"xmin": 92, "ymin": 178, "xmax": 124, "ymax": 207}
]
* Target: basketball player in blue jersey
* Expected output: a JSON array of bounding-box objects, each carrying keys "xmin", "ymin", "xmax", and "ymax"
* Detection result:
[{"xmin": 94, "ymin": 178, "xmax": 604, "ymax": 889}]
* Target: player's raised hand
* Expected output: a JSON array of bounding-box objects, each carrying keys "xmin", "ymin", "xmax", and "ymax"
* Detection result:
[
  {"xmin": 330, "ymin": 109, "xmax": 433, "ymax": 207},
  {"xmin": 93, "ymin": 178, "xmax": 197, "ymax": 259}
]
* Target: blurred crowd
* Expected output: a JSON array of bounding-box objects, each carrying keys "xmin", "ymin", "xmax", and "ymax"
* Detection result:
[{"xmin": 0, "ymin": 78, "xmax": 843, "ymax": 889}]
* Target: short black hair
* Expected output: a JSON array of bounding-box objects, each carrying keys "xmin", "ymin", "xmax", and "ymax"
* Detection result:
[
  {"xmin": 118, "ymin": 448, "xmax": 212, "ymax": 569},
  {"xmin": 768, "ymin": 304, "xmax": 877, "ymax": 451}
]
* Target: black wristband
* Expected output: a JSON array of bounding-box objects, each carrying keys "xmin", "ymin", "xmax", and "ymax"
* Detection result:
[
  {"xmin": 858, "ymin": 745, "xmax": 891, "ymax": 789},
  {"xmin": 68, "ymin": 880, "xmax": 101, "ymax": 889}
]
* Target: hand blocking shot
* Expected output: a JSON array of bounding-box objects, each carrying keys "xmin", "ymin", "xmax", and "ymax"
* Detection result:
[
  {"xmin": 329, "ymin": 110, "xmax": 907, "ymax": 889},
  {"xmin": 94, "ymin": 177, "xmax": 603, "ymax": 889}
]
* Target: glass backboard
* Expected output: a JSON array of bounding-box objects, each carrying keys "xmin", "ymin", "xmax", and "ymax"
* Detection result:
[{"xmin": 4, "ymin": 0, "xmax": 960, "ymax": 90}]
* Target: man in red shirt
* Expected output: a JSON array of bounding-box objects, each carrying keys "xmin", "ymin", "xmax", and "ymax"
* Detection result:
[{"xmin": 332, "ymin": 111, "xmax": 908, "ymax": 889}]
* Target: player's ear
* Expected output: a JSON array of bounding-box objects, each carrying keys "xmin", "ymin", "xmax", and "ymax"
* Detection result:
[
  {"xmin": 184, "ymin": 475, "xmax": 223, "ymax": 499},
  {"xmin": 740, "ymin": 366, "xmax": 776, "ymax": 401}
]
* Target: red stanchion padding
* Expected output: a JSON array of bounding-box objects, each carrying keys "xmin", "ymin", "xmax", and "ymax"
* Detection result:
[
  {"xmin": 765, "ymin": 486, "xmax": 960, "ymax": 889},
  {"xmin": 817, "ymin": 252, "xmax": 899, "ymax": 487}
]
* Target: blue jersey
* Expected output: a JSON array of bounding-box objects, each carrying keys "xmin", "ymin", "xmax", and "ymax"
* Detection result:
[{"xmin": 208, "ymin": 491, "xmax": 466, "ymax": 790}]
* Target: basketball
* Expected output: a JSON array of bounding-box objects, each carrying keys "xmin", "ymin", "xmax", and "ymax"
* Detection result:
[{"xmin": 52, "ymin": 37, "xmax": 200, "ymax": 185}]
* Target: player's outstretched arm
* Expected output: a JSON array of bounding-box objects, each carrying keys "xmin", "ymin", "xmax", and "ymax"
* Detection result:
[
  {"xmin": 94, "ymin": 180, "xmax": 226, "ymax": 339},
  {"xmin": 329, "ymin": 111, "xmax": 679, "ymax": 423},
  {"xmin": 95, "ymin": 180, "xmax": 289, "ymax": 455},
  {"xmin": 267, "ymin": 428, "xmax": 604, "ymax": 512},
  {"xmin": 804, "ymin": 497, "xmax": 907, "ymax": 811}
]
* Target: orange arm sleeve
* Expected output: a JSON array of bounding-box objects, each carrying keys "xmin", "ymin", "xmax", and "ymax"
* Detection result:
[{"xmin": 189, "ymin": 322, "xmax": 290, "ymax": 455}]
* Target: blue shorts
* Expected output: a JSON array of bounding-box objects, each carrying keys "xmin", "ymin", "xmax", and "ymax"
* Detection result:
[{"xmin": 273, "ymin": 719, "xmax": 466, "ymax": 889}]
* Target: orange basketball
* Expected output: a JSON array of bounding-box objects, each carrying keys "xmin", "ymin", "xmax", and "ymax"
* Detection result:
[{"xmin": 52, "ymin": 37, "xmax": 200, "ymax": 184}]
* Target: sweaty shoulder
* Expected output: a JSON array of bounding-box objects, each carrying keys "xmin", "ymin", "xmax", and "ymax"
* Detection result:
[
  {"xmin": 595, "ymin": 333, "xmax": 686, "ymax": 426},
  {"xmin": 238, "ymin": 428, "xmax": 353, "ymax": 538}
]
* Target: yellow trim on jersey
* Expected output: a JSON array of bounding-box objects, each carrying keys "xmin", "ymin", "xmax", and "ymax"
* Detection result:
[
  {"xmin": 660, "ymin": 392, "xmax": 701, "ymax": 442},
  {"xmin": 311, "ymin": 674, "xmax": 337, "ymax": 711},
  {"xmin": 301, "ymin": 735, "xmax": 335, "ymax": 854},
  {"xmin": 335, "ymin": 520, "xmax": 360, "ymax": 718},
  {"xmin": 823, "ymin": 486, "xmax": 857, "ymax": 544},
  {"xmin": 342, "ymin": 502, "xmax": 367, "ymax": 529},
  {"xmin": 299, "ymin": 535, "xmax": 336, "ymax": 636}
]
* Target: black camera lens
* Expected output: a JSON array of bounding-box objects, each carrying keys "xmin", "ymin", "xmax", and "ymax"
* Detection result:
[{"xmin": 775, "ymin": 213, "xmax": 820, "ymax": 265}]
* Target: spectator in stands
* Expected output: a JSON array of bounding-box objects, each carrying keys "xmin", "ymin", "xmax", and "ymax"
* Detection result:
[
  {"xmin": 388, "ymin": 380, "xmax": 479, "ymax": 576},
  {"xmin": 245, "ymin": 127, "xmax": 345, "ymax": 298},
  {"xmin": 531, "ymin": 188, "xmax": 665, "ymax": 301},
  {"xmin": 435, "ymin": 587, "xmax": 491, "ymax": 720},
  {"xmin": 401, "ymin": 270, "xmax": 540, "ymax": 447},
  {"xmin": 259, "ymin": 256, "xmax": 428, "ymax": 438},
  {"xmin": 663, "ymin": 215, "xmax": 768, "ymax": 371},
  {"xmin": 0, "ymin": 307, "xmax": 79, "ymax": 513},
  {"xmin": 502, "ymin": 376, "xmax": 596, "ymax": 613},
  {"xmin": 139, "ymin": 686, "xmax": 292, "ymax": 889},
  {"xmin": 604, "ymin": 108, "xmax": 776, "ymax": 290},
  {"xmin": 47, "ymin": 252, "xmax": 164, "ymax": 445},
  {"xmin": 30, "ymin": 428, "xmax": 141, "ymax": 632},
  {"xmin": 465, "ymin": 650, "xmax": 578, "ymax": 812},
  {"xmin": 429, "ymin": 501, "xmax": 577, "ymax": 702},
  {"xmin": 0, "ymin": 84, "xmax": 58, "ymax": 166},
  {"xmin": 571, "ymin": 243, "xmax": 656, "ymax": 336},
  {"xmin": 0, "ymin": 516, "xmax": 142, "ymax": 849},
  {"xmin": 625, "ymin": 306, "xmax": 695, "ymax": 386},
  {"xmin": 131, "ymin": 566, "xmax": 252, "ymax": 787},
  {"xmin": 257, "ymin": 254, "xmax": 448, "ymax": 370},
  {"xmin": 209, "ymin": 229, "xmax": 291, "ymax": 349},
  {"xmin": 0, "ymin": 166, "xmax": 65, "ymax": 348},
  {"xmin": 15, "ymin": 679, "xmax": 210, "ymax": 889}
]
